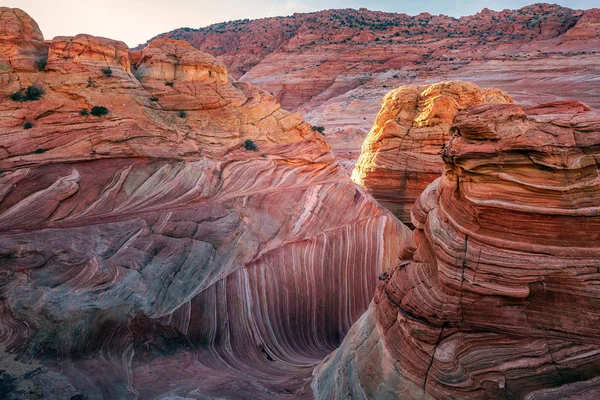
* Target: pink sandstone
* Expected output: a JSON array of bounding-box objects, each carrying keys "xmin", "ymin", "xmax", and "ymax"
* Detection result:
[
  {"xmin": 314, "ymin": 99, "xmax": 600, "ymax": 399},
  {"xmin": 0, "ymin": 8, "xmax": 407, "ymax": 399}
]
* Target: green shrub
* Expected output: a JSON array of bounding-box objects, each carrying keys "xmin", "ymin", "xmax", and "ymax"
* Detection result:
[
  {"xmin": 165, "ymin": 81, "xmax": 174, "ymax": 87},
  {"xmin": 10, "ymin": 85, "xmax": 44, "ymax": 102},
  {"xmin": 90, "ymin": 106, "xmax": 109, "ymax": 117},
  {"xmin": 243, "ymin": 139, "xmax": 258, "ymax": 151},
  {"xmin": 10, "ymin": 91, "xmax": 25, "ymax": 101},
  {"xmin": 35, "ymin": 56, "xmax": 48, "ymax": 71},
  {"xmin": 79, "ymin": 109, "xmax": 89, "ymax": 116},
  {"xmin": 311, "ymin": 125, "xmax": 325, "ymax": 134},
  {"xmin": 101, "ymin": 67, "xmax": 113, "ymax": 77},
  {"xmin": 35, "ymin": 148, "xmax": 47, "ymax": 154},
  {"xmin": 23, "ymin": 121, "xmax": 34, "ymax": 129},
  {"xmin": 26, "ymin": 85, "xmax": 43, "ymax": 100},
  {"xmin": 178, "ymin": 110, "xmax": 187, "ymax": 118},
  {"xmin": 149, "ymin": 97, "xmax": 159, "ymax": 102}
]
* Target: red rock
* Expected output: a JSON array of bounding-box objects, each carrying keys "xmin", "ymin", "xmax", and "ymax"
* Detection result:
[
  {"xmin": 0, "ymin": 10, "xmax": 408, "ymax": 399},
  {"xmin": 47, "ymin": 34, "xmax": 131, "ymax": 74},
  {"xmin": 0, "ymin": 7, "xmax": 47, "ymax": 71},
  {"xmin": 351, "ymin": 81, "xmax": 513, "ymax": 224},
  {"xmin": 145, "ymin": 5, "xmax": 600, "ymax": 171},
  {"xmin": 135, "ymin": 38, "xmax": 246, "ymax": 110},
  {"xmin": 314, "ymin": 100, "xmax": 600, "ymax": 399},
  {"xmin": 562, "ymin": 9, "xmax": 600, "ymax": 40},
  {"xmin": 525, "ymin": 99, "xmax": 591, "ymax": 115}
]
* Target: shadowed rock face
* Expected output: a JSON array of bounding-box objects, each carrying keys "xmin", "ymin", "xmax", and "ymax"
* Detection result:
[
  {"xmin": 0, "ymin": 9, "xmax": 408, "ymax": 399},
  {"xmin": 352, "ymin": 81, "xmax": 513, "ymax": 224},
  {"xmin": 314, "ymin": 100, "xmax": 600, "ymax": 399}
]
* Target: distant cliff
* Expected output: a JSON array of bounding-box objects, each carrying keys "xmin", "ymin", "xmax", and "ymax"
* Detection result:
[{"xmin": 143, "ymin": 3, "xmax": 600, "ymax": 172}]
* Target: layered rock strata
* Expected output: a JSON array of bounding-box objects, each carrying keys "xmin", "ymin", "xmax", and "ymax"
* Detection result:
[
  {"xmin": 0, "ymin": 7, "xmax": 47, "ymax": 72},
  {"xmin": 314, "ymin": 100, "xmax": 600, "ymax": 399},
  {"xmin": 352, "ymin": 81, "xmax": 513, "ymax": 224},
  {"xmin": 0, "ymin": 8, "xmax": 407, "ymax": 399},
  {"xmin": 144, "ymin": 4, "xmax": 600, "ymax": 171}
]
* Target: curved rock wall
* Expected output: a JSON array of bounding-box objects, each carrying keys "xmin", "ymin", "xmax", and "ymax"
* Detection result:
[
  {"xmin": 351, "ymin": 81, "xmax": 512, "ymax": 224},
  {"xmin": 314, "ymin": 100, "xmax": 600, "ymax": 399},
  {"xmin": 0, "ymin": 9, "xmax": 408, "ymax": 399}
]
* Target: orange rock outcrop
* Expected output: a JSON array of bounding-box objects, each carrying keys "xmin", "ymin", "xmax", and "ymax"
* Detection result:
[
  {"xmin": 47, "ymin": 34, "xmax": 131, "ymax": 73},
  {"xmin": 0, "ymin": 7, "xmax": 47, "ymax": 71},
  {"xmin": 314, "ymin": 100, "xmax": 600, "ymax": 399},
  {"xmin": 0, "ymin": 8, "xmax": 407, "ymax": 399},
  {"xmin": 352, "ymin": 81, "xmax": 513, "ymax": 223}
]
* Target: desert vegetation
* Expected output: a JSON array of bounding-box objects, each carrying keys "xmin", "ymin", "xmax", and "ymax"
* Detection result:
[{"xmin": 10, "ymin": 85, "xmax": 44, "ymax": 102}]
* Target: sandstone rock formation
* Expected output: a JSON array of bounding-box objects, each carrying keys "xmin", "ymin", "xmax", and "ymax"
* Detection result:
[
  {"xmin": 0, "ymin": 7, "xmax": 47, "ymax": 71},
  {"xmin": 314, "ymin": 100, "xmax": 600, "ymax": 399},
  {"xmin": 352, "ymin": 81, "xmax": 513, "ymax": 224},
  {"xmin": 144, "ymin": 4, "xmax": 600, "ymax": 172},
  {"xmin": 0, "ymin": 8, "xmax": 408, "ymax": 399}
]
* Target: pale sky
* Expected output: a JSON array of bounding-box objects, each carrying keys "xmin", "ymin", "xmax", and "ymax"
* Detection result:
[{"xmin": 4, "ymin": 0, "xmax": 597, "ymax": 47}]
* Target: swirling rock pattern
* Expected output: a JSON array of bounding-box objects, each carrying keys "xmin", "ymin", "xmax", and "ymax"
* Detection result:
[
  {"xmin": 351, "ymin": 81, "xmax": 513, "ymax": 224},
  {"xmin": 314, "ymin": 100, "xmax": 600, "ymax": 399},
  {"xmin": 0, "ymin": 9, "xmax": 408, "ymax": 399}
]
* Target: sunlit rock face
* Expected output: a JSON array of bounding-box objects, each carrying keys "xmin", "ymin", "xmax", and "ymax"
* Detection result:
[
  {"xmin": 46, "ymin": 34, "xmax": 131, "ymax": 73},
  {"xmin": 0, "ymin": 9, "xmax": 408, "ymax": 399},
  {"xmin": 352, "ymin": 81, "xmax": 513, "ymax": 224},
  {"xmin": 0, "ymin": 7, "xmax": 48, "ymax": 72},
  {"xmin": 314, "ymin": 100, "xmax": 600, "ymax": 399}
]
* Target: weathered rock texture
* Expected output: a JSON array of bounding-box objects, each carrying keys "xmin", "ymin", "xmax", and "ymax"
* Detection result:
[
  {"xmin": 352, "ymin": 81, "xmax": 513, "ymax": 224},
  {"xmin": 0, "ymin": 7, "xmax": 47, "ymax": 72},
  {"xmin": 314, "ymin": 100, "xmax": 600, "ymax": 398},
  {"xmin": 0, "ymin": 8, "xmax": 408, "ymax": 399},
  {"xmin": 144, "ymin": 4, "xmax": 600, "ymax": 172}
]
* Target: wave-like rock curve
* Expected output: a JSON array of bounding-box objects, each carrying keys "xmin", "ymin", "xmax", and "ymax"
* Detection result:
[
  {"xmin": 314, "ymin": 100, "xmax": 600, "ymax": 399},
  {"xmin": 0, "ymin": 8, "xmax": 408, "ymax": 399}
]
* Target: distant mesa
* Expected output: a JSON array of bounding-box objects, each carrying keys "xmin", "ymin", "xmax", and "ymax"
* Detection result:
[{"xmin": 140, "ymin": 3, "xmax": 600, "ymax": 172}]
